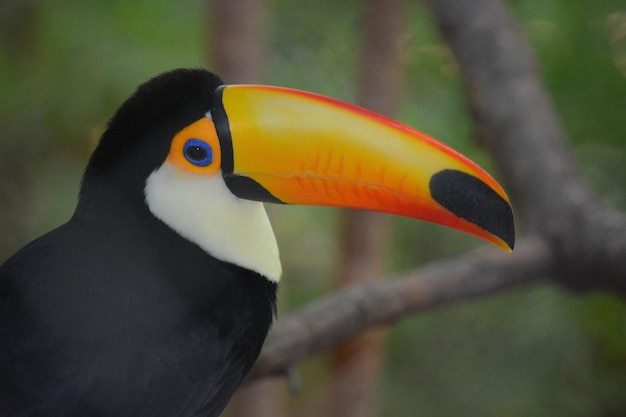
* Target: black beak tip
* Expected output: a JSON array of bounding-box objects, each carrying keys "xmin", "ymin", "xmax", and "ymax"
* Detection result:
[{"xmin": 429, "ymin": 169, "xmax": 515, "ymax": 250}]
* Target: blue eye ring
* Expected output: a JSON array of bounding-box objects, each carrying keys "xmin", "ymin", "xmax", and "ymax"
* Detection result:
[{"xmin": 183, "ymin": 139, "xmax": 213, "ymax": 167}]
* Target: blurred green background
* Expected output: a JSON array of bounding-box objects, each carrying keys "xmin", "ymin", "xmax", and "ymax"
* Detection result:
[{"xmin": 1, "ymin": 0, "xmax": 626, "ymax": 415}]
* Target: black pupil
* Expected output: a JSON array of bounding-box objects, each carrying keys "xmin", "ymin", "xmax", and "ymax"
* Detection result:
[{"xmin": 186, "ymin": 145, "xmax": 207, "ymax": 161}]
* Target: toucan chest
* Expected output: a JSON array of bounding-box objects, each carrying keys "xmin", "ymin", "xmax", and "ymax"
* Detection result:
[
  {"xmin": 1, "ymin": 205, "xmax": 277, "ymax": 416},
  {"xmin": 21, "ymin": 204, "xmax": 275, "ymax": 340}
]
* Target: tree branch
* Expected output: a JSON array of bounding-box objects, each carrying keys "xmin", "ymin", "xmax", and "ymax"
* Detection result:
[
  {"xmin": 426, "ymin": 0, "xmax": 626, "ymax": 292},
  {"xmin": 248, "ymin": 237, "xmax": 551, "ymax": 379},
  {"xmin": 247, "ymin": 0, "xmax": 626, "ymax": 381}
]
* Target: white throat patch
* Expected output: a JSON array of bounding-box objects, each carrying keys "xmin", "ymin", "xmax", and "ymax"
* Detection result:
[{"xmin": 144, "ymin": 163, "xmax": 282, "ymax": 282}]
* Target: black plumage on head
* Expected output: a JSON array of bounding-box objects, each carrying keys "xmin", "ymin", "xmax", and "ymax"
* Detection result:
[{"xmin": 79, "ymin": 69, "xmax": 224, "ymax": 209}]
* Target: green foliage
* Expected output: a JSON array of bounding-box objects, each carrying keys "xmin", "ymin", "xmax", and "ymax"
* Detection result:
[{"xmin": 1, "ymin": 0, "xmax": 625, "ymax": 415}]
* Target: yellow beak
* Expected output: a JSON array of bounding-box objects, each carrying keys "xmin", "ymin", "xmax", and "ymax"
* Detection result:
[{"xmin": 210, "ymin": 85, "xmax": 514, "ymax": 251}]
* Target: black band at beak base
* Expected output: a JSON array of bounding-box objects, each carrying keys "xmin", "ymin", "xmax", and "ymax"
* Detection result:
[
  {"xmin": 211, "ymin": 85, "xmax": 284, "ymax": 204},
  {"xmin": 210, "ymin": 85, "xmax": 234, "ymax": 174}
]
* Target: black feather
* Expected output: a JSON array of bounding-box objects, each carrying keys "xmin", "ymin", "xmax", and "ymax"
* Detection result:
[{"xmin": 0, "ymin": 69, "xmax": 277, "ymax": 417}]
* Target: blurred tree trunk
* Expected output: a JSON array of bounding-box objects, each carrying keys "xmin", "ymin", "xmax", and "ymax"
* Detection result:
[
  {"xmin": 225, "ymin": 378, "xmax": 284, "ymax": 417},
  {"xmin": 0, "ymin": 0, "xmax": 40, "ymax": 63},
  {"xmin": 210, "ymin": 0, "xmax": 265, "ymax": 84},
  {"xmin": 322, "ymin": 1, "xmax": 406, "ymax": 417},
  {"xmin": 209, "ymin": 1, "xmax": 284, "ymax": 417}
]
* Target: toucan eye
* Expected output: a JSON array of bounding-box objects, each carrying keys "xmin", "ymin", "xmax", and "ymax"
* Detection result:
[{"xmin": 183, "ymin": 139, "xmax": 213, "ymax": 167}]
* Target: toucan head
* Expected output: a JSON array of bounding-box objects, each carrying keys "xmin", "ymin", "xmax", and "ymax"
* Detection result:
[{"xmin": 82, "ymin": 68, "xmax": 514, "ymax": 283}]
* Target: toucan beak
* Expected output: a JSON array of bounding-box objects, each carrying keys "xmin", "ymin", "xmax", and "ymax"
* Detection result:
[{"xmin": 209, "ymin": 84, "xmax": 515, "ymax": 252}]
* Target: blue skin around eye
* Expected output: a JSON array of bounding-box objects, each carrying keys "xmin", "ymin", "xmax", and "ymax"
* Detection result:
[{"xmin": 184, "ymin": 139, "xmax": 213, "ymax": 167}]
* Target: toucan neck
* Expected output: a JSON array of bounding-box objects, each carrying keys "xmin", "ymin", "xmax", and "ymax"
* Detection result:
[{"xmin": 144, "ymin": 163, "xmax": 283, "ymax": 283}]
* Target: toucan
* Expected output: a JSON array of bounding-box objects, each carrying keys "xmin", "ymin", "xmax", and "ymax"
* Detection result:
[{"xmin": 0, "ymin": 68, "xmax": 514, "ymax": 417}]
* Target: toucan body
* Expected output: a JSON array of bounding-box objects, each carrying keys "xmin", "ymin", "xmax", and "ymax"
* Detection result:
[{"xmin": 0, "ymin": 69, "xmax": 514, "ymax": 417}]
